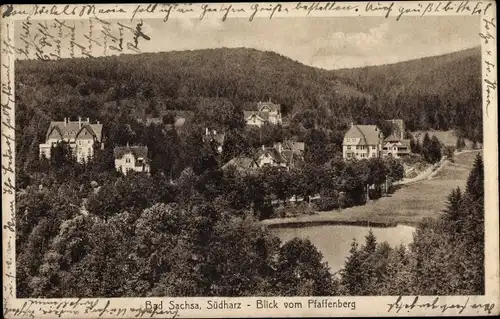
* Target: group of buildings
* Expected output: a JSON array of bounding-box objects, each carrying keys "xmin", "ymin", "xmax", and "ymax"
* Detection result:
[
  {"xmin": 39, "ymin": 117, "xmax": 150, "ymax": 175},
  {"xmin": 38, "ymin": 104, "xmax": 411, "ymax": 175},
  {"xmin": 342, "ymin": 119, "xmax": 411, "ymax": 160}
]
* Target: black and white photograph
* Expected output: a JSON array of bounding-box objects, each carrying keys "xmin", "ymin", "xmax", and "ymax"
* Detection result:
[{"xmin": 2, "ymin": 2, "xmax": 498, "ymax": 318}]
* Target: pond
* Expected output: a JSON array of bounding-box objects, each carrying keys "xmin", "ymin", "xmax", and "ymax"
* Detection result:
[{"xmin": 271, "ymin": 224, "xmax": 416, "ymax": 274}]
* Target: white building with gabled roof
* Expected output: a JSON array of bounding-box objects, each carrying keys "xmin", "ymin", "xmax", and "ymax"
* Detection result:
[
  {"xmin": 342, "ymin": 123, "xmax": 384, "ymax": 160},
  {"xmin": 39, "ymin": 117, "xmax": 103, "ymax": 163}
]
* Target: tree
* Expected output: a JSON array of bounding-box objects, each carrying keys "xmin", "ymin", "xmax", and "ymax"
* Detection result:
[
  {"xmin": 385, "ymin": 157, "xmax": 404, "ymax": 183},
  {"xmin": 443, "ymin": 187, "xmax": 462, "ymax": 223},
  {"xmin": 455, "ymin": 137, "xmax": 466, "ymax": 151},
  {"xmin": 410, "ymin": 137, "xmax": 422, "ymax": 154},
  {"xmin": 466, "ymin": 154, "xmax": 484, "ymax": 203},
  {"xmin": 421, "ymin": 133, "xmax": 431, "ymax": 161},
  {"xmin": 341, "ymin": 239, "xmax": 367, "ymax": 295},
  {"xmin": 429, "ymin": 136, "xmax": 442, "ymax": 163},
  {"xmin": 50, "ymin": 141, "xmax": 74, "ymax": 168},
  {"xmin": 274, "ymin": 238, "xmax": 337, "ymax": 296}
]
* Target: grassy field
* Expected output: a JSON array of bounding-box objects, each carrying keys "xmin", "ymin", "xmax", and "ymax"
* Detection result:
[
  {"xmin": 411, "ymin": 130, "xmax": 476, "ymax": 148},
  {"xmin": 264, "ymin": 150, "xmax": 481, "ymax": 228}
]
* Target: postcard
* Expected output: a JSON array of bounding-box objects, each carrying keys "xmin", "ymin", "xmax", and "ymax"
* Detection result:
[{"xmin": 1, "ymin": 1, "xmax": 498, "ymax": 318}]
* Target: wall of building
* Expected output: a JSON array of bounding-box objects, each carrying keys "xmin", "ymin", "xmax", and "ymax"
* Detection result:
[{"xmin": 115, "ymin": 153, "xmax": 150, "ymax": 175}]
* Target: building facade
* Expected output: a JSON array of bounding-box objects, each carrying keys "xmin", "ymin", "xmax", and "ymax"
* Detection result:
[
  {"xmin": 113, "ymin": 145, "xmax": 150, "ymax": 175},
  {"xmin": 382, "ymin": 134, "xmax": 411, "ymax": 158},
  {"xmin": 342, "ymin": 123, "xmax": 384, "ymax": 160},
  {"xmin": 244, "ymin": 100, "xmax": 282, "ymax": 127},
  {"xmin": 39, "ymin": 117, "xmax": 103, "ymax": 163}
]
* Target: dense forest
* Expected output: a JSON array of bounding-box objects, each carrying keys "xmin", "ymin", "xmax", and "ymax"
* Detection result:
[
  {"xmin": 15, "ymin": 47, "xmax": 484, "ymax": 297},
  {"xmin": 15, "ymin": 46, "xmax": 482, "ymax": 175},
  {"xmin": 333, "ymin": 47, "xmax": 482, "ymax": 141},
  {"xmin": 16, "ymin": 151, "xmax": 484, "ymax": 297}
]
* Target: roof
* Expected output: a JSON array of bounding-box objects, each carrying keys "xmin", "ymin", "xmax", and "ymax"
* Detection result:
[
  {"xmin": 113, "ymin": 145, "xmax": 148, "ymax": 162},
  {"xmin": 257, "ymin": 101, "xmax": 281, "ymax": 113},
  {"xmin": 384, "ymin": 133, "xmax": 401, "ymax": 142},
  {"xmin": 244, "ymin": 111, "xmax": 269, "ymax": 121},
  {"xmin": 343, "ymin": 125, "xmax": 382, "ymax": 145},
  {"xmin": 222, "ymin": 156, "xmax": 259, "ymax": 171},
  {"xmin": 257, "ymin": 147, "xmax": 287, "ymax": 164},
  {"xmin": 45, "ymin": 119, "xmax": 103, "ymax": 142},
  {"xmin": 282, "ymin": 140, "xmax": 305, "ymax": 153}
]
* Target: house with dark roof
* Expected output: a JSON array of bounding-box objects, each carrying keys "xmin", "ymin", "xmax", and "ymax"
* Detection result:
[
  {"xmin": 113, "ymin": 144, "xmax": 150, "ymax": 175},
  {"xmin": 342, "ymin": 123, "xmax": 384, "ymax": 160},
  {"xmin": 256, "ymin": 141, "xmax": 304, "ymax": 170},
  {"xmin": 39, "ymin": 117, "xmax": 103, "ymax": 163},
  {"xmin": 222, "ymin": 140, "xmax": 304, "ymax": 173},
  {"xmin": 244, "ymin": 100, "xmax": 282, "ymax": 127}
]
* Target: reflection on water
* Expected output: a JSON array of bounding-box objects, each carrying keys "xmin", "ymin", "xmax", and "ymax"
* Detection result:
[{"xmin": 272, "ymin": 224, "xmax": 416, "ymax": 274}]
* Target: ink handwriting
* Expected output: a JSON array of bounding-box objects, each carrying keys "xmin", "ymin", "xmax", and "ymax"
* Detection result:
[
  {"xmin": 387, "ymin": 296, "xmax": 496, "ymax": 315},
  {"xmin": 3, "ymin": 299, "xmax": 180, "ymax": 318},
  {"xmin": 0, "ymin": 2, "xmax": 496, "ymax": 23},
  {"xmin": 14, "ymin": 17, "xmax": 151, "ymax": 60},
  {"xmin": 481, "ymin": 17, "xmax": 496, "ymax": 117}
]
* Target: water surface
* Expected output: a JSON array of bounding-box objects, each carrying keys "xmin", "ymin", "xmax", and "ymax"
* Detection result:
[{"xmin": 272, "ymin": 224, "xmax": 416, "ymax": 273}]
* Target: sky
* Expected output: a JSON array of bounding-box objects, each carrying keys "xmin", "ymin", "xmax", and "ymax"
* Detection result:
[{"xmin": 16, "ymin": 16, "xmax": 480, "ymax": 69}]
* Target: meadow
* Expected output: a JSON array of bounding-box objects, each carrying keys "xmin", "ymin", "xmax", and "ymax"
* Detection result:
[{"xmin": 264, "ymin": 150, "xmax": 481, "ymax": 228}]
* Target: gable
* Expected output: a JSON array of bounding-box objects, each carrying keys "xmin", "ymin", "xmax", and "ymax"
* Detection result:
[
  {"xmin": 259, "ymin": 104, "xmax": 272, "ymax": 112},
  {"xmin": 47, "ymin": 126, "xmax": 63, "ymax": 140},
  {"xmin": 75, "ymin": 125, "xmax": 96, "ymax": 140}
]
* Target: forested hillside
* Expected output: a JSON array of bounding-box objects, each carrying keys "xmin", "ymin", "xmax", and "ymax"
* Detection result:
[
  {"xmin": 16, "ymin": 47, "xmax": 482, "ymax": 174},
  {"xmin": 333, "ymin": 47, "xmax": 482, "ymax": 142}
]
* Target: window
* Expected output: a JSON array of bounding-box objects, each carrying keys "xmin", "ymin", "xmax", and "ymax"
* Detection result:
[
  {"xmin": 126, "ymin": 158, "xmax": 131, "ymax": 163},
  {"xmin": 372, "ymin": 146, "xmax": 376, "ymax": 150},
  {"xmin": 347, "ymin": 146, "xmax": 351, "ymax": 150}
]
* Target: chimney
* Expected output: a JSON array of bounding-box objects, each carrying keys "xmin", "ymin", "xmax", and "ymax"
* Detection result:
[
  {"xmin": 213, "ymin": 130, "xmax": 216, "ymax": 135},
  {"xmin": 64, "ymin": 117, "xmax": 67, "ymax": 126},
  {"xmin": 86, "ymin": 117, "xmax": 90, "ymax": 123},
  {"xmin": 78, "ymin": 116, "xmax": 82, "ymax": 128},
  {"xmin": 262, "ymin": 145, "xmax": 265, "ymax": 151},
  {"xmin": 205, "ymin": 127, "xmax": 209, "ymax": 135},
  {"xmin": 350, "ymin": 121, "xmax": 354, "ymax": 128}
]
